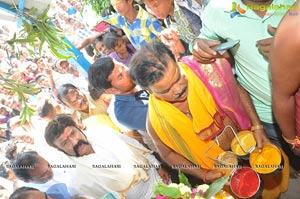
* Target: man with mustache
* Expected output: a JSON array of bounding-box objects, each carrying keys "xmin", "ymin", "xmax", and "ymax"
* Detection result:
[
  {"xmin": 88, "ymin": 57, "xmax": 156, "ymax": 151},
  {"xmin": 57, "ymin": 83, "xmax": 108, "ymax": 120},
  {"xmin": 44, "ymin": 114, "xmax": 169, "ymax": 199},
  {"xmin": 58, "ymin": 83, "xmax": 149, "ymax": 145},
  {"xmin": 128, "ymin": 42, "xmax": 287, "ymax": 197}
]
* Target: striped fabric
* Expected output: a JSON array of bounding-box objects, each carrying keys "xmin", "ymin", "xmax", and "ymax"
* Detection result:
[{"xmin": 104, "ymin": 5, "xmax": 164, "ymax": 49}]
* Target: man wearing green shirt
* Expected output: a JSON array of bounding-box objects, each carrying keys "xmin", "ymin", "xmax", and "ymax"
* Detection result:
[
  {"xmin": 192, "ymin": 0, "xmax": 295, "ymax": 147},
  {"xmin": 191, "ymin": 1, "xmax": 296, "ymax": 197}
]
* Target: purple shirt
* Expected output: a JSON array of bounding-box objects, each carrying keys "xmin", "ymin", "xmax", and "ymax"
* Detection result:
[{"xmin": 109, "ymin": 44, "xmax": 136, "ymax": 66}]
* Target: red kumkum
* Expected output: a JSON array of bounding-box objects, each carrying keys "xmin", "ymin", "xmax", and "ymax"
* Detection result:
[{"xmin": 230, "ymin": 167, "xmax": 260, "ymax": 198}]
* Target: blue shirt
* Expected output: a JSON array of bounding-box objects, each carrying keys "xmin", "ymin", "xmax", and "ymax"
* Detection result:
[
  {"xmin": 67, "ymin": 7, "xmax": 77, "ymax": 15},
  {"xmin": 46, "ymin": 183, "xmax": 71, "ymax": 199},
  {"xmin": 114, "ymin": 91, "xmax": 149, "ymax": 131}
]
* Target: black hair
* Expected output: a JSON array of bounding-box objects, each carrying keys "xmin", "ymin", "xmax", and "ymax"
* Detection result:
[
  {"xmin": 9, "ymin": 187, "xmax": 40, "ymax": 199},
  {"xmin": 92, "ymin": 34, "xmax": 105, "ymax": 48},
  {"xmin": 37, "ymin": 100, "xmax": 55, "ymax": 118},
  {"xmin": 101, "ymin": 5, "xmax": 116, "ymax": 17},
  {"xmin": 88, "ymin": 57, "xmax": 115, "ymax": 90},
  {"xmin": 12, "ymin": 151, "xmax": 39, "ymax": 181},
  {"xmin": 103, "ymin": 31, "xmax": 121, "ymax": 50},
  {"xmin": 85, "ymin": 44, "xmax": 95, "ymax": 57},
  {"xmin": 129, "ymin": 42, "xmax": 175, "ymax": 90},
  {"xmin": 88, "ymin": 84, "xmax": 105, "ymax": 101},
  {"xmin": 44, "ymin": 114, "xmax": 77, "ymax": 149},
  {"xmin": 103, "ymin": 31, "xmax": 134, "ymax": 54},
  {"xmin": 57, "ymin": 84, "xmax": 79, "ymax": 106}
]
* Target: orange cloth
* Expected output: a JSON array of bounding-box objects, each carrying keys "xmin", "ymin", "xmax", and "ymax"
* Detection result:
[
  {"xmin": 149, "ymin": 62, "xmax": 224, "ymax": 169},
  {"xmin": 260, "ymin": 149, "xmax": 289, "ymax": 199}
]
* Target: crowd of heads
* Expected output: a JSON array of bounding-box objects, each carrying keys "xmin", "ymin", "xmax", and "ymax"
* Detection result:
[
  {"xmin": 1, "ymin": 0, "xmax": 297, "ymax": 198},
  {"xmin": 0, "ymin": 0, "xmax": 225, "ymax": 196},
  {"xmin": 0, "ymin": 0, "xmax": 98, "ymax": 198}
]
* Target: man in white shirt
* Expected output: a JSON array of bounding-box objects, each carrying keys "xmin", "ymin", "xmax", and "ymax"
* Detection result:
[
  {"xmin": 44, "ymin": 114, "xmax": 169, "ymax": 199},
  {"xmin": 12, "ymin": 151, "xmax": 73, "ymax": 199}
]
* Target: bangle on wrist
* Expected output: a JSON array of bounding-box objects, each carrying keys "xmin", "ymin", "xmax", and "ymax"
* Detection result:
[
  {"xmin": 282, "ymin": 134, "xmax": 300, "ymax": 149},
  {"xmin": 251, "ymin": 124, "xmax": 264, "ymax": 132},
  {"xmin": 202, "ymin": 169, "xmax": 209, "ymax": 183}
]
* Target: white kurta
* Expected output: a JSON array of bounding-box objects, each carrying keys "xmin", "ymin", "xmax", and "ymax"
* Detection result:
[{"xmin": 66, "ymin": 127, "xmax": 161, "ymax": 199}]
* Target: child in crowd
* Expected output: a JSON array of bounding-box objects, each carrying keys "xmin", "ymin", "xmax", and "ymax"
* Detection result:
[{"xmin": 103, "ymin": 30, "xmax": 136, "ymax": 66}]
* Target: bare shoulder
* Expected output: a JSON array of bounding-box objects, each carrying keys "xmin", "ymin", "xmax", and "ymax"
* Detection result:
[
  {"xmin": 272, "ymin": 10, "xmax": 300, "ymax": 67},
  {"xmin": 275, "ymin": 7, "xmax": 300, "ymax": 48},
  {"xmin": 271, "ymin": 7, "xmax": 300, "ymax": 93}
]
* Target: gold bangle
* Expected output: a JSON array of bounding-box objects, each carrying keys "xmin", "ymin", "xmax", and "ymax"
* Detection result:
[
  {"xmin": 282, "ymin": 134, "xmax": 296, "ymax": 143},
  {"xmin": 251, "ymin": 125, "xmax": 264, "ymax": 132},
  {"xmin": 282, "ymin": 135, "xmax": 300, "ymax": 148}
]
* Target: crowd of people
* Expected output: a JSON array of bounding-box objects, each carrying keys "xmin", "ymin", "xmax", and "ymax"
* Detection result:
[{"xmin": 1, "ymin": 0, "xmax": 300, "ymax": 198}]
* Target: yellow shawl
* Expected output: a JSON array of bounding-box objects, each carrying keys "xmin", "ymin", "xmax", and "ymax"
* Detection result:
[{"xmin": 149, "ymin": 62, "xmax": 224, "ymax": 169}]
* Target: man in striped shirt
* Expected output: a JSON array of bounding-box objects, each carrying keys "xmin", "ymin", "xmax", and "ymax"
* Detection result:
[{"xmin": 102, "ymin": 0, "xmax": 164, "ymax": 49}]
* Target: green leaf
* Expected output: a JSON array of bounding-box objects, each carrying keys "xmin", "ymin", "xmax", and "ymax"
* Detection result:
[
  {"xmin": 37, "ymin": 4, "xmax": 50, "ymax": 20},
  {"xmin": 204, "ymin": 176, "xmax": 229, "ymax": 199},
  {"xmin": 27, "ymin": 48, "xmax": 36, "ymax": 56},
  {"xmin": 85, "ymin": 0, "xmax": 110, "ymax": 16},
  {"xmin": 49, "ymin": 47, "xmax": 73, "ymax": 59},
  {"xmin": 22, "ymin": 20, "xmax": 33, "ymax": 33},
  {"xmin": 38, "ymin": 39, "xmax": 45, "ymax": 54},
  {"xmin": 154, "ymin": 183, "xmax": 181, "ymax": 199},
  {"xmin": 8, "ymin": 38, "xmax": 36, "ymax": 44},
  {"xmin": 5, "ymin": 4, "xmax": 74, "ymax": 59},
  {"xmin": 178, "ymin": 170, "xmax": 192, "ymax": 188},
  {"xmin": 19, "ymin": 106, "xmax": 35, "ymax": 125},
  {"xmin": 27, "ymin": 7, "xmax": 38, "ymax": 15},
  {"xmin": 0, "ymin": 76, "xmax": 37, "ymax": 124}
]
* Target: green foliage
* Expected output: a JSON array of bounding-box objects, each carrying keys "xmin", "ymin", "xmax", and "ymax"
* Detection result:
[
  {"xmin": 178, "ymin": 170, "xmax": 192, "ymax": 188},
  {"xmin": 84, "ymin": 0, "xmax": 111, "ymax": 16},
  {"xmin": 154, "ymin": 171, "xmax": 229, "ymax": 199},
  {"xmin": 0, "ymin": 76, "xmax": 40, "ymax": 124},
  {"xmin": 3, "ymin": 3, "xmax": 75, "ymax": 123},
  {"xmin": 154, "ymin": 172, "xmax": 229, "ymax": 199},
  {"xmin": 154, "ymin": 182, "xmax": 182, "ymax": 199},
  {"xmin": 204, "ymin": 176, "xmax": 229, "ymax": 199},
  {"xmin": 6, "ymin": 4, "xmax": 74, "ymax": 59}
]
